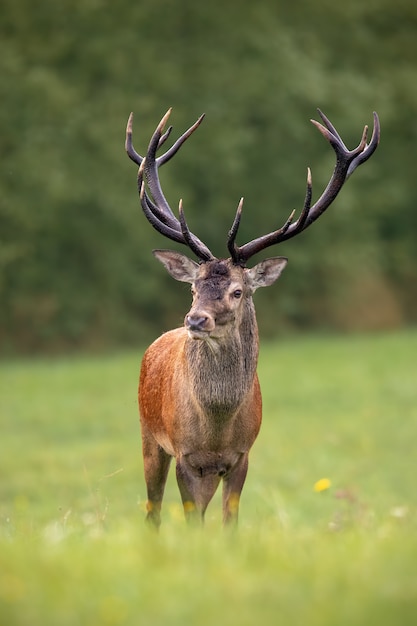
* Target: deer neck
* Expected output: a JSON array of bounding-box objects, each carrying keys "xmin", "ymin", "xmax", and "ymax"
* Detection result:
[{"xmin": 185, "ymin": 298, "xmax": 259, "ymax": 419}]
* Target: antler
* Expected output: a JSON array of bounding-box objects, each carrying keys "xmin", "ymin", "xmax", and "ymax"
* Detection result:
[
  {"xmin": 228, "ymin": 109, "xmax": 380, "ymax": 266},
  {"xmin": 126, "ymin": 109, "xmax": 214, "ymax": 262}
]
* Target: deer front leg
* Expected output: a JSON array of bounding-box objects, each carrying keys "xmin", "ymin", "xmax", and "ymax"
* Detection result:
[
  {"xmin": 141, "ymin": 424, "xmax": 172, "ymax": 529},
  {"xmin": 222, "ymin": 453, "xmax": 249, "ymax": 525}
]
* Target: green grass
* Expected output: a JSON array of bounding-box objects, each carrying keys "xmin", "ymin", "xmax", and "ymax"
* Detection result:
[{"xmin": 1, "ymin": 330, "xmax": 417, "ymax": 625}]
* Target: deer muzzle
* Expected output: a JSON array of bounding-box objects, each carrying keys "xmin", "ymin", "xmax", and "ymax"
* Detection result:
[{"xmin": 185, "ymin": 311, "xmax": 215, "ymax": 339}]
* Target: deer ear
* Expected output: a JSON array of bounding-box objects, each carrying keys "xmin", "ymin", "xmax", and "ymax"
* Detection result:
[
  {"xmin": 246, "ymin": 257, "xmax": 288, "ymax": 291},
  {"xmin": 153, "ymin": 249, "xmax": 200, "ymax": 283}
]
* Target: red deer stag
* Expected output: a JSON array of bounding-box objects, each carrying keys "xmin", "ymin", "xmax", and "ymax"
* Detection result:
[{"xmin": 125, "ymin": 108, "xmax": 380, "ymax": 527}]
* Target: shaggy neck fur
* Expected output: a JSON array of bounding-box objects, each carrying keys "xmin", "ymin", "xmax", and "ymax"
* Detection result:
[{"xmin": 185, "ymin": 297, "xmax": 259, "ymax": 420}]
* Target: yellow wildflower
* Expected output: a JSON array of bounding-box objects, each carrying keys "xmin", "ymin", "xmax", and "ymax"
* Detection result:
[{"xmin": 314, "ymin": 478, "xmax": 332, "ymax": 492}]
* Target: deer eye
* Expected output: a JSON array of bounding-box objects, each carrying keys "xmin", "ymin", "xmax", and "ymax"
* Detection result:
[{"xmin": 232, "ymin": 289, "xmax": 242, "ymax": 299}]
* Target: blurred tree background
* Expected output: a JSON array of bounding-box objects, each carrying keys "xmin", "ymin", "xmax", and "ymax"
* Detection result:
[{"xmin": 1, "ymin": 0, "xmax": 416, "ymax": 353}]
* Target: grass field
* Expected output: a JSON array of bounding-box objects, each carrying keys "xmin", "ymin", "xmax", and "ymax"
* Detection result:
[{"xmin": 1, "ymin": 330, "xmax": 416, "ymax": 625}]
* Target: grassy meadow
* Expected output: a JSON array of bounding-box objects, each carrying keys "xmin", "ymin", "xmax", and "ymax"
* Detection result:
[{"xmin": 1, "ymin": 329, "xmax": 416, "ymax": 625}]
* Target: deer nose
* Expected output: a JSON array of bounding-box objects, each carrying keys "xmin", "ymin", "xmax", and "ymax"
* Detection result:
[{"xmin": 186, "ymin": 314, "xmax": 209, "ymax": 332}]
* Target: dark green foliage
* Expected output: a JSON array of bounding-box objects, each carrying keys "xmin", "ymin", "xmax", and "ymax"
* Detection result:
[{"xmin": 1, "ymin": 0, "xmax": 416, "ymax": 352}]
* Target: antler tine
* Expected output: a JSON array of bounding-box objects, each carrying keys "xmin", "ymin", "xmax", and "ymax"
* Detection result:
[
  {"xmin": 231, "ymin": 110, "xmax": 380, "ymax": 265},
  {"xmin": 127, "ymin": 109, "xmax": 215, "ymax": 262},
  {"xmin": 139, "ymin": 181, "xmax": 187, "ymax": 244},
  {"xmin": 158, "ymin": 114, "xmax": 205, "ymax": 166},
  {"xmin": 178, "ymin": 200, "xmax": 214, "ymax": 262},
  {"xmin": 125, "ymin": 111, "xmax": 172, "ymax": 165},
  {"xmin": 158, "ymin": 125, "xmax": 173, "ymax": 149},
  {"xmin": 227, "ymin": 197, "xmax": 244, "ymax": 260},
  {"xmin": 347, "ymin": 112, "xmax": 380, "ymax": 177},
  {"xmin": 291, "ymin": 167, "xmax": 313, "ymax": 233},
  {"xmin": 316, "ymin": 108, "xmax": 347, "ymax": 148},
  {"xmin": 125, "ymin": 113, "xmax": 142, "ymax": 166}
]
